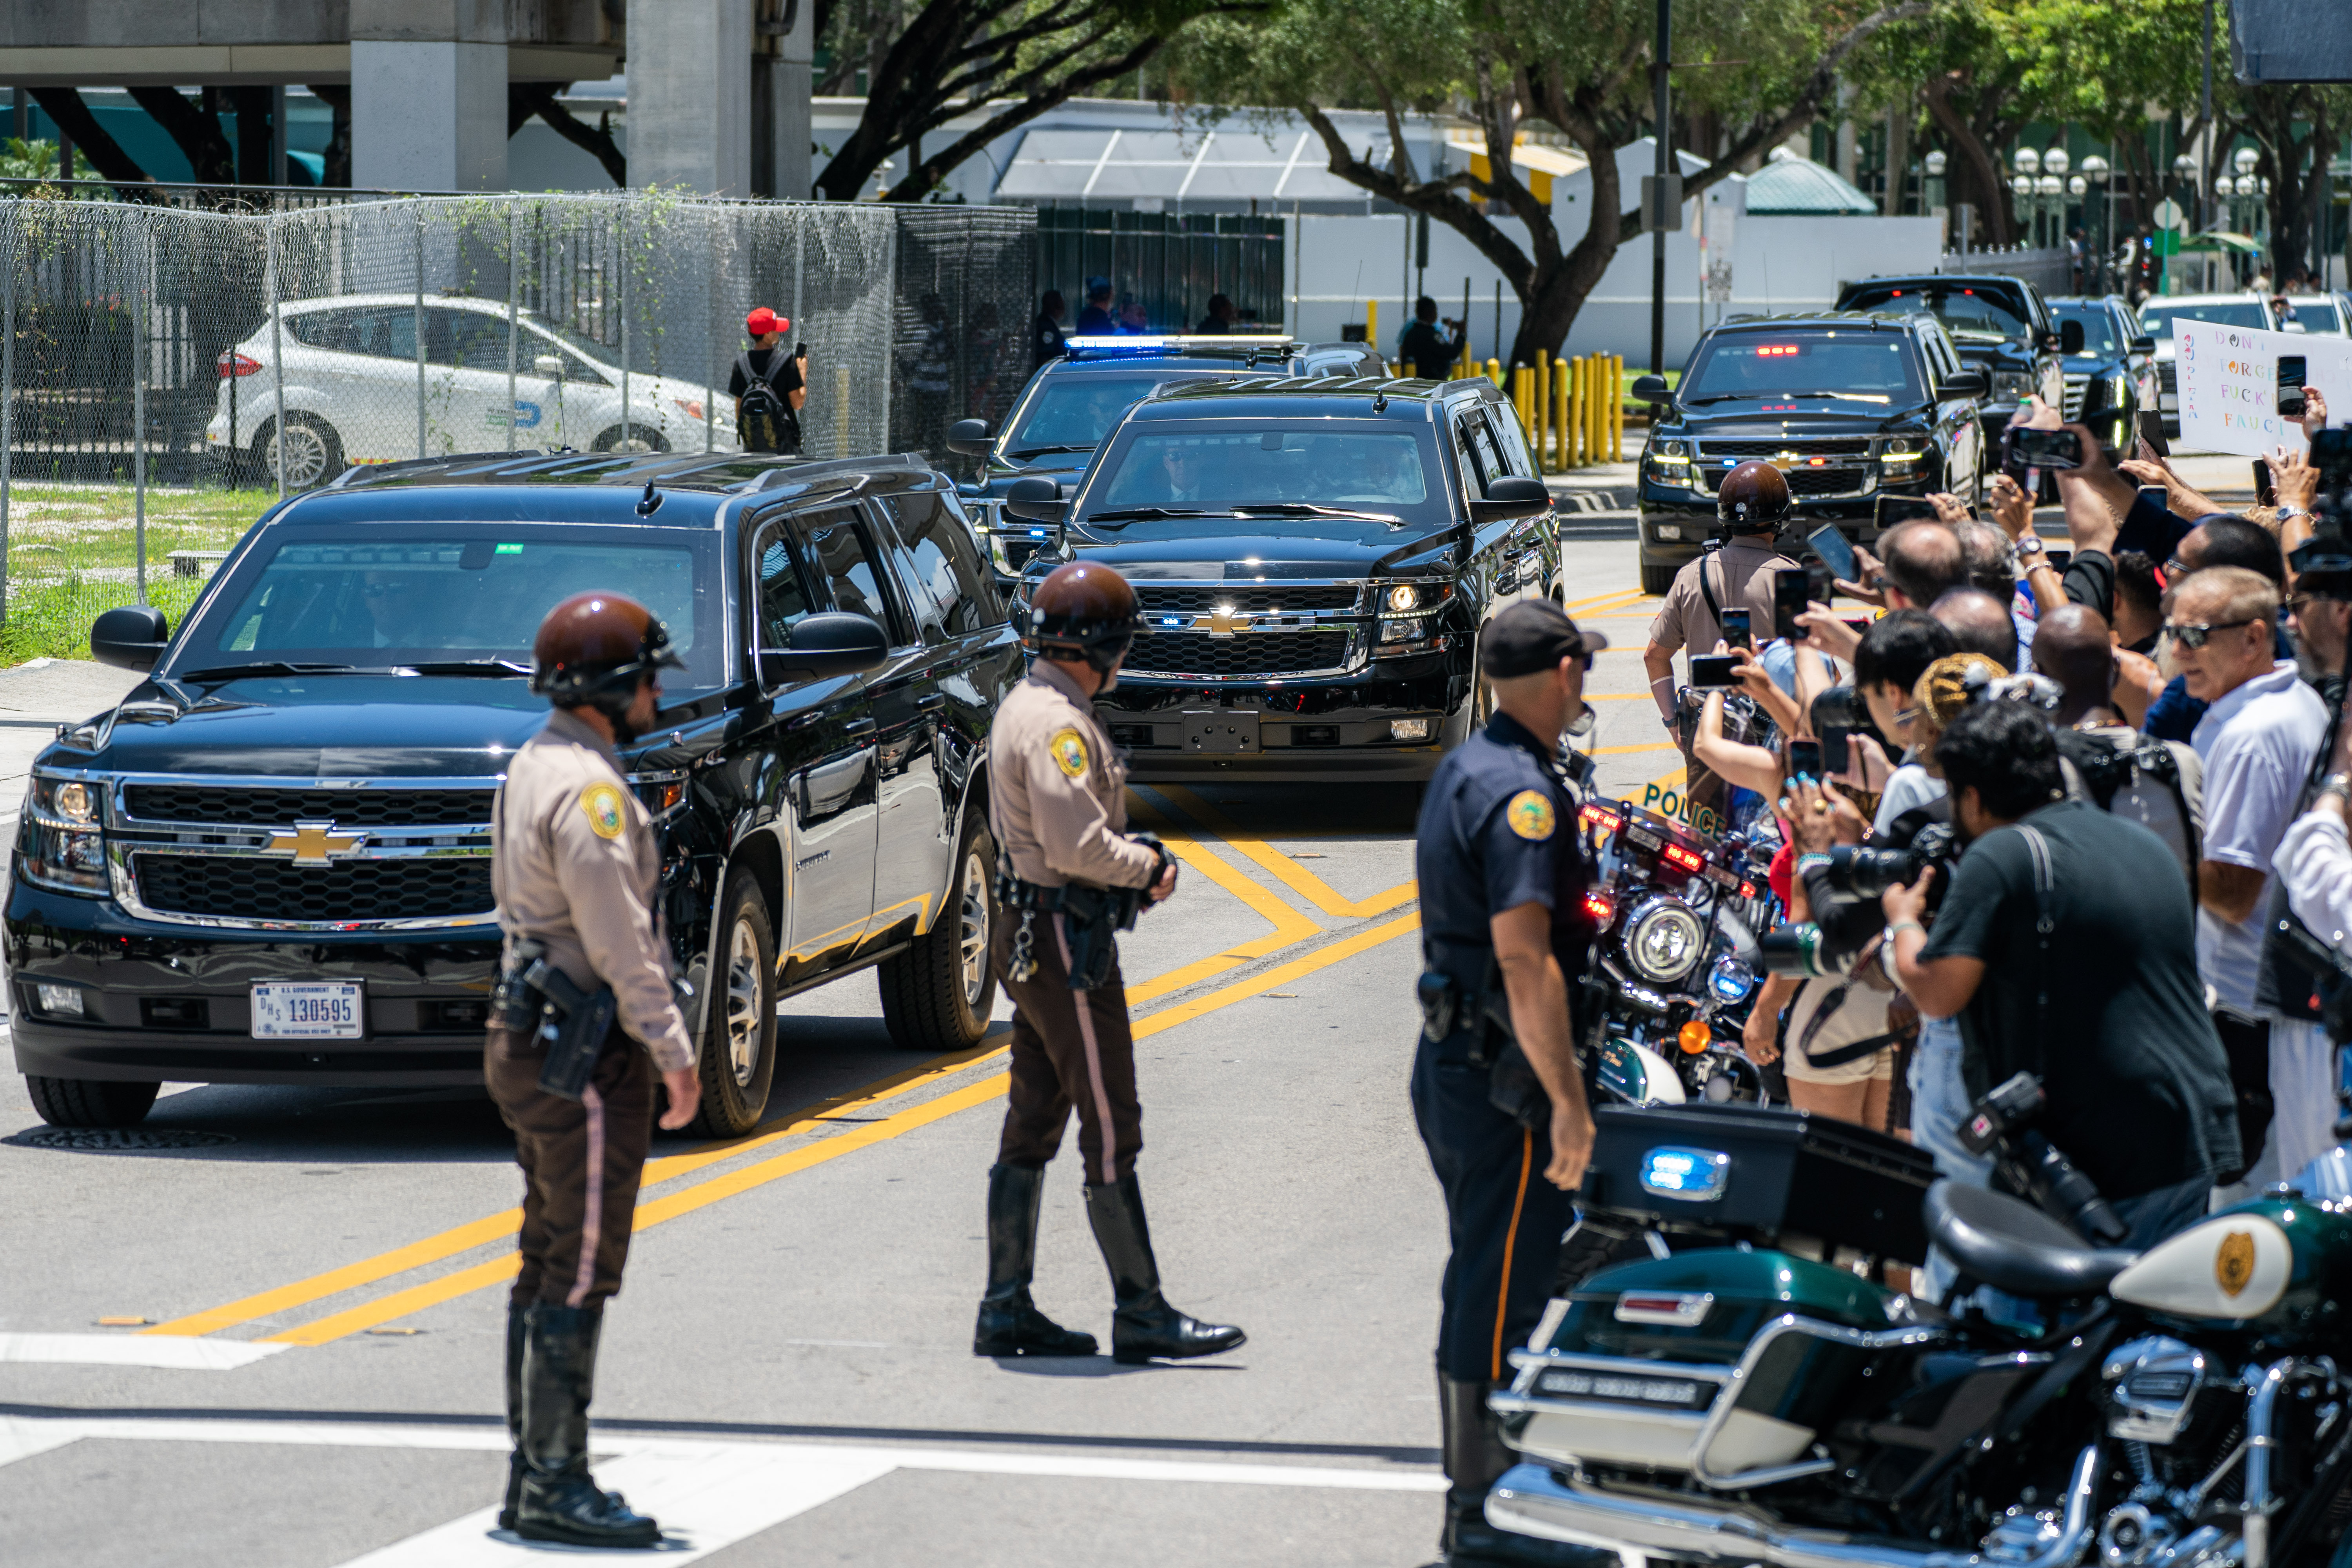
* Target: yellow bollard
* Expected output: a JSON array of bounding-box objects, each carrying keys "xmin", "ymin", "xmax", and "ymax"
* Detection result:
[
  {"xmin": 1554, "ymin": 366, "xmax": 1570, "ymax": 470},
  {"xmin": 1534, "ymin": 350, "xmax": 1551, "ymax": 473},
  {"xmin": 1566, "ymin": 356, "xmax": 1583, "ymax": 467},
  {"xmin": 1611, "ymin": 355, "xmax": 1625, "ymax": 461},
  {"xmin": 1365, "ymin": 299, "xmax": 1379, "ymax": 357},
  {"xmin": 1583, "ymin": 356, "xmax": 1599, "ymax": 469},
  {"xmin": 1486, "ymin": 356, "xmax": 1502, "ymax": 388}
]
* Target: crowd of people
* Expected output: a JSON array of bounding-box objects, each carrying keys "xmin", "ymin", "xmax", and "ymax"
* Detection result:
[{"xmin": 1643, "ymin": 399, "xmax": 2352, "ymax": 1260}]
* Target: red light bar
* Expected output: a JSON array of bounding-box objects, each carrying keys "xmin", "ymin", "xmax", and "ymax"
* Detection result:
[
  {"xmin": 1755, "ymin": 343, "xmax": 1799, "ymax": 357},
  {"xmin": 1582, "ymin": 892, "xmax": 1615, "ymax": 924},
  {"xmin": 1739, "ymin": 880, "xmax": 1758, "ymax": 900},
  {"xmin": 1662, "ymin": 844, "xmax": 1704, "ymax": 873},
  {"xmin": 1580, "ymin": 804, "xmax": 1621, "ymax": 833}
]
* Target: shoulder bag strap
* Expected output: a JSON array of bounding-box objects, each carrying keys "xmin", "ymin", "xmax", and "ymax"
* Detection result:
[
  {"xmin": 1696, "ymin": 548, "xmax": 1724, "ymax": 630},
  {"xmin": 1793, "ymin": 977, "xmax": 1904, "ymax": 1069},
  {"xmin": 737, "ymin": 351, "xmax": 781, "ymax": 390},
  {"xmin": 2017, "ymin": 822, "xmax": 2057, "ymax": 1075}
]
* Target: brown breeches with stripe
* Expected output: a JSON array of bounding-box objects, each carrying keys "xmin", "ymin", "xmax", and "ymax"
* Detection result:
[
  {"xmin": 993, "ymin": 909, "xmax": 1144, "ymax": 1183},
  {"xmin": 487, "ymin": 1024, "xmax": 656, "ymax": 1310}
]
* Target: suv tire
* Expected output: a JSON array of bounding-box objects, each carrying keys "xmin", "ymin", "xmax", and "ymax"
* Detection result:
[
  {"xmin": 683, "ymin": 878, "xmax": 777, "ymax": 1138},
  {"xmin": 1641, "ymin": 561, "xmax": 1676, "ymax": 596},
  {"xmin": 27, "ymin": 1076, "xmax": 160, "ymax": 1129},
  {"xmin": 877, "ymin": 811, "xmax": 997, "ymax": 1051}
]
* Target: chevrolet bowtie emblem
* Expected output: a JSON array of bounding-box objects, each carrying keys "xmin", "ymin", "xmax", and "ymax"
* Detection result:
[
  {"xmin": 1769, "ymin": 451, "xmax": 1798, "ymax": 471},
  {"xmin": 1191, "ymin": 606, "xmax": 1252, "ymax": 638},
  {"xmin": 261, "ymin": 820, "xmax": 367, "ymax": 866}
]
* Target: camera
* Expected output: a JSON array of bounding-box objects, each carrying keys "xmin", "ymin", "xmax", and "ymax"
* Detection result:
[
  {"xmin": 1959, "ymin": 1071, "xmax": 2128, "ymax": 1245},
  {"xmin": 1758, "ymin": 819, "xmax": 1960, "ymax": 978},
  {"xmin": 1827, "ymin": 820, "xmax": 1961, "ymax": 899}
]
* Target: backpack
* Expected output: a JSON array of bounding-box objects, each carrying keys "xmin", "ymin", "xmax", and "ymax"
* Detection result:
[
  {"xmin": 2051, "ymin": 727, "xmax": 2202, "ymax": 899},
  {"xmin": 735, "ymin": 352, "xmax": 796, "ymax": 454}
]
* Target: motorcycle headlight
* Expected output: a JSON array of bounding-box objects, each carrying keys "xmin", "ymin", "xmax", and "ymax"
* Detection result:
[
  {"xmin": 1625, "ymin": 895, "xmax": 1705, "ymax": 984},
  {"xmin": 1709, "ymin": 954, "xmax": 1755, "ymax": 1003}
]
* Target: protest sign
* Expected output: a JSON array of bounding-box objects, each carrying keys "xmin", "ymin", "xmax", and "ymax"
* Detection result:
[{"xmin": 2174, "ymin": 323, "xmax": 2352, "ymax": 456}]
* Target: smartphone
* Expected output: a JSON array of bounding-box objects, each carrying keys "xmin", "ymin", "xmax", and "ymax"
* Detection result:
[
  {"xmin": 1819, "ymin": 722, "xmax": 1854, "ymax": 775},
  {"xmin": 2137, "ymin": 484, "xmax": 2169, "ymax": 516},
  {"xmin": 1787, "ymin": 739, "xmax": 1824, "ymax": 780},
  {"xmin": 2279, "ymin": 355, "xmax": 2308, "ymax": 419},
  {"xmin": 1719, "ymin": 607, "xmax": 1752, "ymax": 652},
  {"xmin": 2255, "ymin": 458, "xmax": 2278, "ymax": 508},
  {"xmin": 1773, "ymin": 569, "xmax": 1813, "ymax": 641},
  {"xmin": 795, "ymin": 341, "xmax": 809, "ymax": 359},
  {"xmin": 1690, "ymin": 654, "xmax": 1740, "ymax": 688},
  {"xmin": 2135, "ymin": 410, "xmax": 2171, "ymax": 458},
  {"xmin": 1843, "ymin": 615, "xmax": 1871, "ymax": 636},
  {"xmin": 2048, "ymin": 547, "xmax": 2073, "ymax": 572},
  {"xmin": 1808, "ymin": 521, "xmax": 1862, "ymax": 585},
  {"xmin": 2004, "ymin": 425, "xmax": 2084, "ymax": 470},
  {"xmin": 1874, "ymin": 495, "xmax": 1940, "ymax": 530}
]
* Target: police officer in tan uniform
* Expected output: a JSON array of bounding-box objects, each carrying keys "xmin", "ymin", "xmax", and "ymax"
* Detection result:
[
  {"xmin": 486, "ymin": 592, "xmax": 702, "ymax": 1549},
  {"xmin": 975, "ymin": 561, "xmax": 1246, "ymax": 1363}
]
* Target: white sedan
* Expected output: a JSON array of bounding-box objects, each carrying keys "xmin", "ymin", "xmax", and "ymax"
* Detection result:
[{"xmin": 206, "ymin": 293, "xmax": 740, "ymax": 488}]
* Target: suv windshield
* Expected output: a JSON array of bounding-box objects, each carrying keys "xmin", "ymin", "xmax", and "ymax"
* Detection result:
[
  {"xmin": 1679, "ymin": 332, "xmax": 1923, "ymax": 405},
  {"xmin": 176, "ymin": 524, "xmax": 724, "ymax": 694},
  {"xmin": 1844, "ymin": 283, "xmax": 2031, "ymax": 345},
  {"xmin": 1003, "ymin": 372, "xmax": 1195, "ymax": 456},
  {"xmin": 2052, "ymin": 303, "xmax": 2126, "ymax": 356},
  {"xmin": 2138, "ymin": 299, "xmax": 2270, "ymax": 336},
  {"xmin": 1085, "ymin": 421, "xmax": 1444, "ymax": 525}
]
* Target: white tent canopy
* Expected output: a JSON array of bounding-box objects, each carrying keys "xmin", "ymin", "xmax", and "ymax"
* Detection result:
[{"xmin": 995, "ymin": 127, "xmax": 1385, "ymax": 211}]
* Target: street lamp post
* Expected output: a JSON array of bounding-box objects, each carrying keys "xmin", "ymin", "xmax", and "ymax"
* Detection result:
[
  {"xmin": 2014, "ymin": 146, "xmax": 2041, "ymax": 245},
  {"xmin": 2045, "ymin": 146, "xmax": 2070, "ymax": 258},
  {"xmin": 2082, "ymin": 154, "xmax": 2111, "ymax": 290}
]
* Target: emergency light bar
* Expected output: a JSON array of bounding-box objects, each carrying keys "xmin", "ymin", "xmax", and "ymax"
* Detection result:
[{"xmin": 1063, "ymin": 334, "xmax": 1295, "ymax": 352}]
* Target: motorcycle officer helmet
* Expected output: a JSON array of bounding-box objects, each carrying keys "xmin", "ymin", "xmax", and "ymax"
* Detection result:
[
  {"xmin": 530, "ymin": 591, "xmax": 686, "ymax": 728},
  {"xmin": 1023, "ymin": 562, "xmax": 1147, "ymax": 675},
  {"xmin": 1715, "ymin": 460, "xmax": 1793, "ymax": 538}
]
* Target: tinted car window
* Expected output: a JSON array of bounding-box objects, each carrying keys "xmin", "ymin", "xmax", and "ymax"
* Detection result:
[
  {"xmin": 796, "ymin": 509, "xmax": 904, "ymax": 641},
  {"xmin": 185, "ymin": 525, "xmax": 722, "ymax": 695},
  {"xmin": 1457, "ymin": 412, "xmax": 1505, "ymax": 490},
  {"xmin": 754, "ymin": 524, "xmax": 817, "ymax": 648},
  {"xmin": 2052, "ymin": 303, "xmax": 2126, "ymax": 356},
  {"xmin": 1486, "ymin": 404, "xmax": 1536, "ymax": 476},
  {"xmin": 2138, "ymin": 300, "xmax": 2269, "ymax": 336},
  {"xmin": 434, "ymin": 309, "xmax": 512, "ymax": 371},
  {"xmin": 1090, "ymin": 423, "xmax": 1442, "ymax": 524},
  {"xmin": 1846, "ymin": 283, "xmax": 2031, "ymax": 346},
  {"xmin": 289, "ymin": 307, "xmax": 417, "ymax": 359},
  {"xmin": 1681, "ymin": 332, "xmax": 1923, "ymax": 403},
  {"xmin": 1003, "ymin": 373, "xmax": 1178, "ymax": 454},
  {"xmin": 884, "ymin": 492, "xmax": 998, "ymax": 639}
]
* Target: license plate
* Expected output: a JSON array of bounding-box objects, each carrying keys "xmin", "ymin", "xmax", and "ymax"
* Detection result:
[
  {"xmin": 1181, "ymin": 710, "xmax": 1261, "ymax": 754},
  {"xmin": 251, "ymin": 981, "xmax": 364, "ymax": 1039}
]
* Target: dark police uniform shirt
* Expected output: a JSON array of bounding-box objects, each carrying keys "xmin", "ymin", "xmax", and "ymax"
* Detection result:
[
  {"xmin": 1413, "ymin": 711, "xmax": 1591, "ymax": 1061},
  {"xmin": 1031, "ymin": 310, "xmax": 1066, "ymax": 368}
]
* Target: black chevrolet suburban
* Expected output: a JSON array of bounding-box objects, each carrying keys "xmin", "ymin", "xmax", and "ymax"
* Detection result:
[
  {"xmin": 1631, "ymin": 312, "xmax": 1987, "ymax": 595},
  {"xmin": 1834, "ymin": 273, "xmax": 2071, "ymax": 452},
  {"xmin": 1000, "ymin": 375, "xmax": 1558, "ymax": 781},
  {"xmin": 8, "ymin": 449, "xmax": 1017, "ymax": 1135}
]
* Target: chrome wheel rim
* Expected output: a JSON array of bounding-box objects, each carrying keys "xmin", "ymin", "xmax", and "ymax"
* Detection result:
[
  {"xmin": 724, "ymin": 916, "xmax": 763, "ymax": 1087},
  {"xmin": 958, "ymin": 848, "xmax": 990, "ymax": 1006},
  {"xmin": 270, "ymin": 423, "xmax": 330, "ymax": 489}
]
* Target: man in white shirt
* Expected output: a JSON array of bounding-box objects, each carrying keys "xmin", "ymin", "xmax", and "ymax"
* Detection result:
[{"xmin": 2174, "ymin": 566, "xmax": 2332, "ymax": 1183}]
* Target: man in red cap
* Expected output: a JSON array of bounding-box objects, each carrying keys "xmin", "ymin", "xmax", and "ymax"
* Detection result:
[{"xmin": 729, "ymin": 307, "xmax": 806, "ymax": 454}]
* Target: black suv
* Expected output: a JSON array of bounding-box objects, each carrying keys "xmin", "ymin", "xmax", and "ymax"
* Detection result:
[
  {"xmin": 2047, "ymin": 294, "xmax": 2159, "ymax": 451},
  {"xmin": 1834, "ymin": 273, "xmax": 2071, "ymax": 451},
  {"xmin": 1001, "ymin": 375, "xmax": 1557, "ymax": 781},
  {"xmin": 7, "ymin": 450, "xmax": 1018, "ymax": 1135},
  {"xmin": 1631, "ymin": 313, "xmax": 1987, "ymax": 595},
  {"xmin": 948, "ymin": 336, "xmax": 1385, "ymax": 581}
]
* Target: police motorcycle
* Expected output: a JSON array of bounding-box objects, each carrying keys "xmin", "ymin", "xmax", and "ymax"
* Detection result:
[{"xmin": 1573, "ymin": 798, "xmax": 1778, "ymax": 1110}]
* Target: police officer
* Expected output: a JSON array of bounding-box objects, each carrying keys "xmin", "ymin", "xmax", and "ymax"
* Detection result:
[
  {"xmin": 1414, "ymin": 599, "xmax": 1608, "ymax": 1567},
  {"xmin": 975, "ymin": 561, "xmax": 1245, "ymax": 1363},
  {"xmin": 1640, "ymin": 460, "xmax": 1798, "ymax": 823},
  {"xmin": 486, "ymin": 592, "xmax": 703, "ymax": 1549}
]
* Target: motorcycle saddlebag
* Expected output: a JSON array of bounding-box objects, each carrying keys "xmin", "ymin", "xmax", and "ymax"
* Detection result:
[{"xmin": 1578, "ymin": 1102, "xmax": 1937, "ymax": 1265}]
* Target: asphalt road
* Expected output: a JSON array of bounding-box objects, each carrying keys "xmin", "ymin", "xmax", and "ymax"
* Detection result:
[{"xmin": 0, "ymin": 541, "xmax": 1684, "ymax": 1567}]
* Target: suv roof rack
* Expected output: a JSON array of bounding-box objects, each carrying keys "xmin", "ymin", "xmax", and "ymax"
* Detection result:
[{"xmin": 322, "ymin": 447, "xmax": 933, "ymax": 496}]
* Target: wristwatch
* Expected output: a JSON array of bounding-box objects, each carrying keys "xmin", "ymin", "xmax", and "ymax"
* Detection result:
[
  {"xmin": 2278, "ymin": 503, "xmax": 2312, "ymax": 523},
  {"xmin": 2011, "ymin": 534, "xmax": 2047, "ymax": 562},
  {"xmin": 2321, "ymin": 772, "xmax": 2352, "ymax": 808}
]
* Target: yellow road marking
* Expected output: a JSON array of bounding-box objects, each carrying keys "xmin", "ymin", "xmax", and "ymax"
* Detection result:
[
  {"xmin": 1561, "ymin": 586, "xmax": 1646, "ymax": 613},
  {"xmin": 265, "ymin": 912, "xmax": 1424, "ymax": 1344},
  {"xmin": 1123, "ymin": 802, "xmax": 1321, "ymax": 1004},
  {"xmin": 1590, "ymin": 743, "xmax": 1677, "ymax": 755},
  {"xmin": 1151, "ymin": 785, "xmax": 1417, "ymax": 919}
]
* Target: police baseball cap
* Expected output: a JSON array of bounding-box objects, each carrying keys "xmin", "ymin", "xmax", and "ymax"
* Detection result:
[
  {"xmin": 1478, "ymin": 599, "xmax": 1609, "ymax": 677},
  {"xmin": 746, "ymin": 307, "xmax": 788, "ymax": 336}
]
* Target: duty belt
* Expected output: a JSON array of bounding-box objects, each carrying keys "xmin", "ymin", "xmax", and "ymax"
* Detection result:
[{"xmin": 995, "ymin": 860, "xmax": 1150, "ymax": 991}]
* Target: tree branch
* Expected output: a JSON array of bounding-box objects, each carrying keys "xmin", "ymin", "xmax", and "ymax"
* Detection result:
[
  {"xmin": 1299, "ymin": 100, "xmax": 1534, "ymax": 294},
  {"xmin": 512, "ymin": 83, "xmax": 627, "ymax": 185},
  {"xmin": 882, "ymin": 33, "xmax": 1171, "ymax": 200}
]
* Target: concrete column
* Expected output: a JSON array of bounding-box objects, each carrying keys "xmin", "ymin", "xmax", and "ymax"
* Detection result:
[
  {"xmin": 628, "ymin": 0, "xmax": 753, "ymax": 196},
  {"xmin": 352, "ymin": 0, "xmax": 511, "ymax": 193},
  {"xmin": 773, "ymin": 0, "xmax": 814, "ymax": 200}
]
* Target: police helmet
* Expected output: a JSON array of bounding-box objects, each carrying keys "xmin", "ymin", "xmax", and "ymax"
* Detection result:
[
  {"xmin": 1023, "ymin": 562, "xmax": 1146, "ymax": 674},
  {"xmin": 530, "ymin": 592, "xmax": 686, "ymax": 719},
  {"xmin": 1716, "ymin": 460, "xmax": 1793, "ymax": 535}
]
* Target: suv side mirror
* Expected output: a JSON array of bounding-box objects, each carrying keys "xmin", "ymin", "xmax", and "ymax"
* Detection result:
[
  {"xmin": 947, "ymin": 417, "xmax": 992, "ymax": 456},
  {"xmin": 92, "ymin": 605, "xmax": 170, "ymax": 670},
  {"xmin": 2129, "ymin": 335, "xmax": 2157, "ymax": 357},
  {"xmin": 1470, "ymin": 474, "xmax": 1552, "ymax": 524},
  {"xmin": 1003, "ymin": 475, "xmax": 1069, "ymax": 523},
  {"xmin": 1938, "ymin": 369, "xmax": 1989, "ymax": 399},
  {"xmin": 1630, "ymin": 373, "xmax": 1672, "ymax": 405},
  {"xmin": 757, "ymin": 612, "xmax": 889, "ymax": 686}
]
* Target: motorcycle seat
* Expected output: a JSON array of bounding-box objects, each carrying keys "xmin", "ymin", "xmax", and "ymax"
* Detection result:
[{"xmin": 1924, "ymin": 1180, "xmax": 2138, "ymax": 1298}]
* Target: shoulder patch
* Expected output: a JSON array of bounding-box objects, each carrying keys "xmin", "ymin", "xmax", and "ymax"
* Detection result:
[
  {"xmin": 1505, "ymin": 789, "xmax": 1557, "ymax": 842},
  {"xmin": 1048, "ymin": 727, "xmax": 1090, "ymax": 779},
  {"xmin": 580, "ymin": 782, "xmax": 627, "ymax": 840}
]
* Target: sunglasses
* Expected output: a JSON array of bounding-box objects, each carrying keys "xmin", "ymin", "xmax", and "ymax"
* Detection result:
[{"xmin": 2159, "ymin": 617, "xmax": 2258, "ymax": 649}]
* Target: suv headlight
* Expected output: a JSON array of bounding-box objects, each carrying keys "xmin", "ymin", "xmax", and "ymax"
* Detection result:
[
  {"xmin": 1376, "ymin": 581, "xmax": 1449, "ymax": 649},
  {"xmin": 20, "ymin": 773, "xmax": 106, "ymax": 895},
  {"xmin": 1646, "ymin": 437, "xmax": 1693, "ymax": 487}
]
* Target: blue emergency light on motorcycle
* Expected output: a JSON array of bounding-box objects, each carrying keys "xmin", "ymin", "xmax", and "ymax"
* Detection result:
[
  {"xmin": 1639, "ymin": 1146, "xmax": 1731, "ymax": 1201},
  {"xmin": 1709, "ymin": 955, "xmax": 1755, "ymax": 1004}
]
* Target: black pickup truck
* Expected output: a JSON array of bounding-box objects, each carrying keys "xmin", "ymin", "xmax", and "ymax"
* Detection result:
[{"xmin": 7, "ymin": 449, "xmax": 1017, "ymax": 1135}]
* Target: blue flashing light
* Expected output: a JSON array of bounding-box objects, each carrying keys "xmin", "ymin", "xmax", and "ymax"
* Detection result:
[{"xmin": 1638, "ymin": 1145, "xmax": 1731, "ymax": 1202}]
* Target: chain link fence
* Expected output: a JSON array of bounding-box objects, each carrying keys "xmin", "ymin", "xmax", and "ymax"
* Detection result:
[{"xmin": 0, "ymin": 189, "xmax": 1035, "ymax": 662}]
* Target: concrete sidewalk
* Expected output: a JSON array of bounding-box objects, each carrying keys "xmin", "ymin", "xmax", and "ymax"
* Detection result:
[{"xmin": 0, "ymin": 657, "xmax": 143, "ymax": 829}]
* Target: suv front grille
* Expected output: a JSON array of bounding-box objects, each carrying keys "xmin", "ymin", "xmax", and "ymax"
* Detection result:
[
  {"xmin": 1123, "ymin": 631, "xmax": 1351, "ymax": 678},
  {"xmin": 1700, "ymin": 438, "xmax": 1870, "ymax": 458},
  {"xmin": 122, "ymin": 785, "xmax": 494, "ymax": 828},
  {"xmin": 133, "ymin": 854, "xmax": 494, "ymax": 923},
  {"xmin": 1136, "ymin": 586, "xmax": 1360, "ymax": 614},
  {"xmin": 1700, "ymin": 465, "xmax": 1867, "ymax": 497}
]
